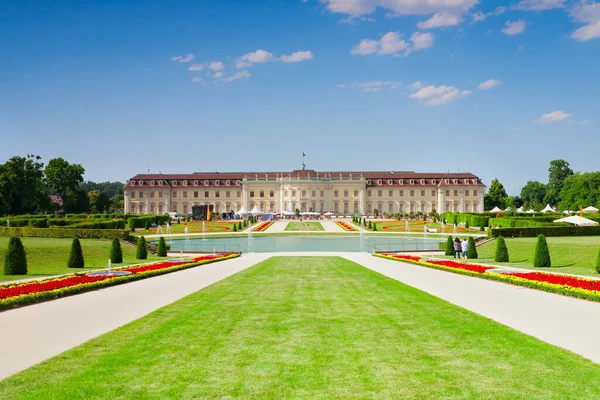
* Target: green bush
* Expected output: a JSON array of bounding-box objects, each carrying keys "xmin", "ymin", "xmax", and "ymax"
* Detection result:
[
  {"xmin": 491, "ymin": 225, "xmax": 600, "ymax": 238},
  {"xmin": 157, "ymin": 237, "xmax": 167, "ymax": 257},
  {"xmin": 465, "ymin": 221, "xmax": 470, "ymax": 229},
  {"xmin": 467, "ymin": 237, "xmax": 478, "ymax": 259},
  {"xmin": 596, "ymin": 246, "xmax": 600, "ymax": 274},
  {"xmin": 110, "ymin": 237, "xmax": 123, "ymax": 263},
  {"xmin": 144, "ymin": 220, "xmax": 151, "ymax": 230},
  {"xmin": 136, "ymin": 236, "xmax": 148, "ymax": 260},
  {"xmin": 480, "ymin": 225, "xmax": 485, "ymax": 232},
  {"xmin": 372, "ymin": 223, "xmax": 377, "ymax": 231},
  {"xmin": 494, "ymin": 236, "xmax": 509, "ymax": 262},
  {"xmin": 368, "ymin": 221, "xmax": 372, "ymax": 229},
  {"xmin": 3, "ymin": 236, "xmax": 27, "ymax": 275},
  {"xmin": 533, "ymin": 234, "xmax": 551, "ymax": 268},
  {"xmin": 0, "ymin": 227, "xmax": 129, "ymax": 240},
  {"xmin": 445, "ymin": 236, "xmax": 454, "ymax": 256},
  {"xmin": 68, "ymin": 238, "xmax": 85, "ymax": 268},
  {"xmin": 233, "ymin": 224, "xmax": 237, "ymax": 232}
]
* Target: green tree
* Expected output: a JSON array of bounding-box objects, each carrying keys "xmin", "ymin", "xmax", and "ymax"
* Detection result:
[
  {"xmin": 596, "ymin": 245, "xmax": 600, "ymax": 274},
  {"xmin": 68, "ymin": 238, "xmax": 84, "ymax": 268},
  {"xmin": 544, "ymin": 159, "xmax": 573, "ymax": 206},
  {"xmin": 445, "ymin": 236, "xmax": 454, "ymax": 256},
  {"xmin": 44, "ymin": 157, "xmax": 85, "ymax": 211},
  {"xmin": 467, "ymin": 237, "xmax": 478, "ymax": 259},
  {"xmin": 559, "ymin": 172, "xmax": 600, "ymax": 211},
  {"xmin": 0, "ymin": 155, "xmax": 49, "ymax": 215},
  {"xmin": 484, "ymin": 178, "xmax": 508, "ymax": 210},
  {"xmin": 533, "ymin": 234, "xmax": 551, "ymax": 268},
  {"xmin": 136, "ymin": 236, "xmax": 148, "ymax": 260},
  {"xmin": 157, "ymin": 237, "xmax": 167, "ymax": 257},
  {"xmin": 88, "ymin": 190, "xmax": 111, "ymax": 213},
  {"xmin": 110, "ymin": 237, "xmax": 123, "ymax": 263},
  {"xmin": 494, "ymin": 236, "xmax": 509, "ymax": 262},
  {"xmin": 4, "ymin": 237, "xmax": 27, "ymax": 275},
  {"xmin": 233, "ymin": 223, "xmax": 237, "ymax": 232},
  {"xmin": 520, "ymin": 180, "xmax": 547, "ymax": 211}
]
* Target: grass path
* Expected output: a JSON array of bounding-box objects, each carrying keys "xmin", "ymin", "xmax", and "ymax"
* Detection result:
[
  {"xmin": 0, "ymin": 237, "xmax": 162, "ymax": 282},
  {"xmin": 2, "ymin": 256, "xmax": 600, "ymax": 398},
  {"xmin": 284, "ymin": 221, "xmax": 324, "ymax": 231}
]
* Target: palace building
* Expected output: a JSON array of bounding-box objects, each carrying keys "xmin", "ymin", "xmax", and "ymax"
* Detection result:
[{"xmin": 123, "ymin": 169, "xmax": 485, "ymax": 216}]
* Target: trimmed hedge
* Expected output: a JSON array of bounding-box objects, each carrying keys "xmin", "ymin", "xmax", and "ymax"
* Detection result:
[
  {"xmin": 136, "ymin": 236, "xmax": 148, "ymax": 260},
  {"xmin": 157, "ymin": 237, "xmax": 167, "ymax": 257},
  {"xmin": 110, "ymin": 237, "xmax": 123, "ymax": 263},
  {"xmin": 491, "ymin": 225, "xmax": 600, "ymax": 238},
  {"xmin": 0, "ymin": 227, "xmax": 130, "ymax": 240},
  {"xmin": 533, "ymin": 234, "xmax": 551, "ymax": 268},
  {"xmin": 4, "ymin": 237, "xmax": 27, "ymax": 275},
  {"xmin": 445, "ymin": 236, "xmax": 454, "ymax": 256},
  {"xmin": 68, "ymin": 238, "xmax": 85, "ymax": 268},
  {"xmin": 467, "ymin": 236, "xmax": 478, "ymax": 259},
  {"xmin": 495, "ymin": 236, "xmax": 509, "ymax": 262}
]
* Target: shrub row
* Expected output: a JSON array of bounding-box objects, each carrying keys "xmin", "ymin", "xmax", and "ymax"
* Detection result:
[
  {"xmin": 441, "ymin": 213, "xmax": 491, "ymax": 228},
  {"xmin": 0, "ymin": 227, "xmax": 130, "ymax": 240},
  {"xmin": 491, "ymin": 225, "xmax": 600, "ymax": 238},
  {"xmin": 128, "ymin": 215, "xmax": 170, "ymax": 229},
  {"xmin": 66, "ymin": 220, "xmax": 126, "ymax": 230}
]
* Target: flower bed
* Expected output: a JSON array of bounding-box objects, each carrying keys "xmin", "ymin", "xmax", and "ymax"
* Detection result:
[
  {"xmin": 374, "ymin": 253, "xmax": 600, "ymax": 302},
  {"xmin": 252, "ymin": 221, "xmax": 274, "ymax": 232},
  {"xmin": 335, "ymin": 221, "xmax": 358, "ymax": 231},
  {"xmin": 0, "ymin": 254, "xmax": 239, "ymax": 311}
]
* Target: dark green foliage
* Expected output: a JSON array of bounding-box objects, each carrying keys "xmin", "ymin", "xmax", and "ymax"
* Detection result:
[
  {"xmin": 465, "ymin": 221, "xmax": 470, "ymax": 229},
  {"xmin": 368, "ymin": 221, "xmax": 372, "ymax": 229},
  {"xmin": 372, "ymin": 223, "xmax": 377, "ymax": 231},
  {"xmin": 233, "ymin": 224, "xmax": 237, "ymax": 232},
  {"xmin": 67, "ymin": 238, "xmax": 84, "ymax": 268},
  {"xmin": 3, "ymin": 236, "xmax": 27, "ymax": 275},
  {"xmin": 467, "ymin": 237, "xmax": 478, "ymax": 259},
  {"xmin": 136, "ymin": 236, "xmax": 148, "ymax": 260},
  {"xmin": 445, "ymin": 236, "xmax": 454, "ymax": 256},
  {"xmin": 110, "ymin": 237, "xmax": 123, "ymax": 263},
  {"xmin": 533, "ymin": 234, "xmax": 551, "ymax": 268},
  {"xmin": 238, "ymin": 221, "xmax": 242, "ymax": 230},
  {"xmin": 596, "ymin": 246, "xmax": 600, "ymax": 274},
  {"xmin": 495, "ymin": 236, "xmax": 509, "ymax": 262},
  {"xmin": 144, "ymin": 220, "xmax": 151, "ymax": 230},
  {"xmin": 491, "ymin": 225, "xmax": 600, "ymax": 238},
  {"xmin": 480, "ymin": 225, "xmax": 485, "ymax": 232},
  {"xmin": 0, "ymin": 226, "xmax": 129, "ymax": 240},
  {"xmin": 157, "ymin": 237, "xmax": 167, "ymax": 257}
]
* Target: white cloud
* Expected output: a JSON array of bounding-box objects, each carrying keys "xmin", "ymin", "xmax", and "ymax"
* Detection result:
[
  {"xmin": 472, "ymin": 6, "xmax": 506, "ymax": 22},
  {"xmin": 214, "ymin": 71, "xmax": 224, "ymax": 78},
  {"xmin": 417, "ymin": 13, "xmax": 461, "ymax": 29},
  {"xmin": 320, "ymin": 0, "xmax": 478, "ymax": 18},
  {"xmin": 570, "ymin": 2, "xmax": 600, "ymax": 41},
  {"xmin": 409, "ymin": 81, "xmax": 425, "ymax": 90},
  {"xmin": 502, "ymin": 20, "xmax": 527, "ymax": 35},
  {"xmin": 351, "ymin": 31, "xmax": 434, "ymax": 56},
  {"xmin": 478, "ymin": 79, "xmax": 501, "ymax": 90},
  {"xmin": 514, "ymin": 0, "xmax": 566, "ymax": 11},
  {"xmin": 535, "ymin": 110, "xmax": 573, "ymax": 123},
  {"xmin": 280, "ymin": 51, "xmax": 314, "ymax": 63},
  {"xmin": 235, "ymin": 59, "xmax": 253, "ymax": 68},
  {"xmin": 363, "ymin": 87, "xmax": 381, "ymax": 92},
  {"xmin": 187, "ymin": 64, "xmax": 205, "ymax": 72},
  {"xmin": 239, "ymin": 49, "xmax": 277, "ymax": 64},
  {"xmin": 171, "ymin": 54, "xmax": 195, "ymax": 63},
  {"xmin": 340, "ymin": 15, "xmax": 377, "ymax": 24},
  {"xmin": 222, "ymin": 70, "xmax": 251, "ymax": 83},
  {"xmin": 409, "ymin": 84, "xmax": 471, "ymax": 106},
  {"xmin": 337, "ymin": 81, "xmax": 402, "ymax": 90},
  {"xmin": 208, "ymin": 61, "xmax": 225, "ymax": 71},
  {"xmin": 192, "ymin": 76, "xmax": 204, "ymax": 83}
]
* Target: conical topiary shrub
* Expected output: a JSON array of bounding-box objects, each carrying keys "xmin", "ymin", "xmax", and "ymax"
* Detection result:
[
  {"xmin": 4, "ymin": 236, "xmax": 27, "ymax": 275},
  {"xmin": 467, "ymin": 236, "xmax": 478, "ymax": 259},
  {"xmin": 495, "ymin": 236, "xmax": 509, "ymax": 262},
  {"xmin": 445, "ymin": 236, "xmax": 454, "ymax": 256},
  {"xmin": 372, "ymin": 223, "xmax": 377, "ymax": 231},
  {"xmin": 368, "ymin": 221, "xmax": 372, "ymax": 230},
  {"xmin": 233, "ymin": 223, "xmax": 237, "ymax": 232},
  {"xmin": 136, "ymin": 236, "xmax": 148, "ymax": 260},
  {"xmin": 144, "ymin": 220, "xmax": 151, "ymax": 230},
  {"xmin": 596, "ymin": 245, "xmax": 600, "ymax": 274},
  {"xmin": 533, "ymin": 234, "xmax": 551, "ymax": 268},
  {"xmin": 465, "ymin": 221, "xmax": 470, "ymax": 229},
  {"xmin": 110, "ymin": 237, "xmax": 123, "ymax": 263},
  {"xmin": 68, "ymin": 238, "xmax": 84, "ymax": 268},
  {"xmin": 157, "ymin": 237, "xmax": 167, "ymax": 257}
]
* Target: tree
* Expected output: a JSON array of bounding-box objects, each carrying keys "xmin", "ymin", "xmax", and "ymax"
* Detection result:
[
  {"xmin": 533, "ymin": 234, "xmax": 551, "ymax": 268},
  {"xmin": 110, "ymin": 237, "xmax": 123, "ymax": 263},
  {"xmin": 44, "ymin": 157, "xmax": 85, "ymax": 211},
  {"xmin": 484, "ymin": 178, "xmax": 508, "ymax": 210},
  {"xmin": 596, "ymin": 245, "xmax": 600, "ymax": 274},
  {"xmin": 88, "ymin": 190, "xmax": 110, "ymax": 213},
  {"xmin": 4, "ymin": 237, "xmax": 27, "ymax": 275},
  {"xmin": 445, "ymin": 236, "xmax": 454, "ymax": 256},
  {"xmin": 495, "ymin": 236, "xmax": 509, "ymax": 262},
  {"xmin": 0, "ymin": 155, "xmax": 49, "ymax": 215},
  {"xmin": 157, "ymin": 237, "xmax": 167, "ymax": 257},
  {"xmin": 544, "ymin": 159, "xmax": 573, "ymax": 206},
  {"xmin": 136, "ymin": 236, "xmax": 148, "ymax": 260},
  {"xmin": 68, "ymin": 238, "xmax": 84, "ymax": 268},
  {"xmin": 559, "ymin": 172, "xmax": 600, "ymax": 211},
  {"xmin": 467, "ymin": 237, "xmax": 478, "ymax": 259},
  {"xmin": 521, "ymin": 181, "xmax": 547, "ymax": 211}
]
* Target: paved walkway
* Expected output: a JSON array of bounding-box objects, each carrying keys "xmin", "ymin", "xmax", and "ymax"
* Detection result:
[
  {"xmin": 0, "ymin": 253, "xmax": 270, "ymax": 380},
  {"xmin": 344, "ymin": 253, "xmax": 600, "ymax": 364}
]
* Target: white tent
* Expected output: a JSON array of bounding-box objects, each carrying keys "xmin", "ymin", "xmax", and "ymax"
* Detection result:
[
  {"xmin": 540, "ymin": 204, "xmax": 554, "ymax": 213},
  {"xmin": 249, "ymin": 206, "xmax": 263, "ymax": 215},
  {"xmin": 554, "ymin": 215, "xmax": 599, "ymax": 226},
  {"xmin": 583, "ymin": 206, "xmax": 599, "ymax": 213},
  {"xmin": 324, "ymin": 211, "xmax": 334, "ymax": 216},
  {"xmin": 235, "ymin": 207, "xmax": 248, "ymax": 215},
  {"xmin": 516, "ymin": 206, "xmax": 524, "ymax": 213},
  {"xmin": 490, "ymin": 206, "xmax": 502, "ymax": 213},
  {"xmin": 525, "ymin": 209, "xmax": 536, "ymax": 213}
]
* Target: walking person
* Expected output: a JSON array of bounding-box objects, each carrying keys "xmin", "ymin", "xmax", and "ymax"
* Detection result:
[
  {"xmin": 453, "ymin": 237, "xmax": 461, "ymax": 259},
  {"xmin": 461, "ymin": 238, "xmax": 469, "ymax": 262}
]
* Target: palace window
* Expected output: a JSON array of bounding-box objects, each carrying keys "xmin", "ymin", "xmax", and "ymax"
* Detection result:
[
  {"xmin": 216, "ymin": 191, "xmax": 220, "ymax": 198},
  {"xmin": 354, "ymin": 190, "xmax": 358, "ymax": 197},
  {"xmin": 226, "ymin": 191, "xmax": 230, "ymax": 198},
  {"xmin": 183, "ymin": 180, "xmax": 188, "ymax": 186},
  {"xmin": 420, "ymin": 179, "xmax": 425, "ymax": 184},
  {"xmin": 344, "ymin": 190, "xmax": 348, "ymax": 197},
  {"xmin": 377, "ymin": 190, "xmax": 382, "ymax": 197},
  {"xmin": 312, "ymin": 191, "xmax": 316, "ymax": 197},
  {"xmin": 320, "ymin": 191, "xmax": 324, "ymax": 197},
  {"xmin": 131, "ymin": 181, "xmax": 136, "ymax": 186},
  {"xmin": 292, "ymin": 191, "xmax": 296, "ymax": 197},
  {"xmin": 226, "ymin": 180, "xmax": 231, "ymax": 186},
  {"xmin": 410, "ymin": 190, "xmax": 415, "ymax": 197},
  {"xmin": 367, "ymin": 180, "xmax": 372, "ymax": 185},
  {"xmin": 334, "ymin": 190, "xmax": 339, "ymax": 197},
  {"xmin": 236, "ymin": 180, "xmax": 241, "ymax": 185},
  {"xmin": 159, "ymin": 192, "xmax": 163, "ymax": 198},
  {"xmin": 378, "ymin": 179, "xmax": 383, "ymax": 185},
  {"xmin": 465, "ymin": 190, "xmax": 470, "ymax": 196},
  {"xmin": 474, "ymin": 190, "xmax": 478, "ymax": 196},
  {"xmin": 138, "ymin": 192, "xmax": 143, "ymax": 198},
  {"xmin": 172, "ymin": 192, "xmax": 177, "ymax": 198},
  {"xmin": 445, "ymin": 179, "xmax": 449, "ymax": 184},
  {"xmin": 215, "ymin": 180, "xmax": 220, "ymax": 186},
  {"xmin": 399, "ymin": 190, "xmax": 404, "ymax": 196},
  {"xmin": 250, "ymin": 191, "xmax": 255, "ymax": 197},
  {"xmin": 205, "ymin": 180, "xmax": 209, "ymax": 186},
  {"xmin": 131, "ymin": 192, "xmax": 135, "ymax": 198},
  {"xmin": 150, "ymin": 204, "xmax": 155, "ymax": 213},
  {"xmin": 150, "ymin": 192, "xmax": 155, "ymax": 199},
  {"xmin": 194, "ymin": 180, "xmax": 198, "ymax": 186},
  {"xmin": 194, "ymin": 192, "xmax": 198, "ymax": 198},
  {"xmin": 388, "ymin": 179, "xmax": 393, "ymax": 184},
  {"xmin": 454, "ymin": 190, "xmax": 459, "ymax": 196},
  {"xmin": 410, "ymin": 179, "xmax": 414, "ymax": 185},
  {"xmin": 421, "ymin": 190, "xmax": 425, "ymax": 197},
  {"xmin": 173, "ymin": 180, "xmax": 177, "ymax": 186},
  {"xmin": 431, "ymin": 190, "xmax": 436, "ymax": 196},
  {"xmin": 270, "ymin": 190, "xmax": 274, "ymax": 197},
  {"xmin": 183, "ymin": 192, "xmax": 187, "ymax": 198},
  {"xmin": 302, "ymin": 191, "xmax": 306, "ymax": 197},
  {"xmin": 284, "ymin": 191, "xmax": 288, "ymax": 197},
  {"xmin": 388, "ymin": 190, "xmax": 393, "ymax": 197},
  {"xmin": 237, "ymin": 191, "xmax": 241, "ymax": 198},
  {"xmin": 139, "ymin": 180, "xmax": 144, "ymax": 186},
  {"xmin": 205, "ymin": 191, "xmax": 209, "ymax": 198},
  {"xmin": 158, "ymin": 204, "xmax": 163, "ymax": 213},
  {"xmin": 367, "ymin": 190, "xmax": 371, "ymax": 196},
  {"xmin": 464, "ymin": 179, "xmax": 469, "ymax": 184},
  {"xmin": 260, "ymin": 190, "xmax": 264, "ymax": 198},
  {"xmin": 150, "ymin": 181, "xmax": 155, "ymax": 186},
  {"xmin": 453, "ymin": 179, "xmax": 458, "ymax": 184},
  {"xmin": 431, "ymin": 180, "xmax": 436, "ymax": 185},
  {"xmin": 445, "ymin": 190, "xmax": 450, "ymax": 196},
  {"xmin": 472, "ymin": 179, "xmax": 477, "ymax": 184},
  {"xmin": 399, "ymin": 179, "xmax": 404, "ymax": 185}
]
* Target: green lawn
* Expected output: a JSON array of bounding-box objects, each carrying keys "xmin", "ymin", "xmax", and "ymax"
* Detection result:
[
  {"xmin": 284, "ymin": 221, "xmax": 325, "ymax": 231},
  {"xmin": 453, "ymin": 236, "xmax": 600, "ymax": 277},
  {"xmin": 2, "ymin": 257, "xmax": 600, "ymax": 398},
  {"xmin": 0, "ymin": 237, "xmax": 162, "ymax": 282}
]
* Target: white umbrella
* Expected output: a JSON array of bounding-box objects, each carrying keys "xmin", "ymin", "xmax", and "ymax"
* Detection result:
[
  {"xmin": 540, "ymin": 204, "xmax": 554, "ymax": 213},
  {"xmin": 554, "ymin": 215, "xmax": 599, "ymax": 226},
  {"xmin": 235, "ymin": 207, "xmax": 248, "ymax": 215},
  {"xmin": 324, "ymin": 211, "xmax": 334, "ymax": 216},
  {"xmin": 490, "ymin": 206, "xmax": 502, "ymax": 213},
  {"xmin": 583, "ymin": 206, "xmax": 599, "ymax": 213},
  {"xmin": 516, "ymin": 207, "xmax": 524, "ymax": 213}
]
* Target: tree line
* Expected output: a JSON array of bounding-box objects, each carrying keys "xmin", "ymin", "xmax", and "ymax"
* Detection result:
[
  {"xmin": 0, "ymin": 155, "xmax": 124, "ymax": 216},
  {"xmin": 484, "ymin": 159, "xmax": 598, "ymax": 211}
]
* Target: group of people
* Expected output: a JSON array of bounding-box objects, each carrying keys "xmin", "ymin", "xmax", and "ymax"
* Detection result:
[{"xmin": 453, "ymin": 237, "xmax": 470, "ymax": 262}]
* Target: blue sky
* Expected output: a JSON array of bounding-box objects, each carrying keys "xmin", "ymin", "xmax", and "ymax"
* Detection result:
[{"xmin": 1, "ymin": 0, "xmax": 599, "ymax": 195}]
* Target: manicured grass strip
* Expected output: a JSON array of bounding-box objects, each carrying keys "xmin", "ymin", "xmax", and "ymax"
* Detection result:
[
  {"xmin": 3, "ymin": 257, "xmax": 600, "ymax": 398},
  {"xmin": 284, "ymin": 222, "xmax": 325, "ymax": 231},
  {"xmin": 0, "ymin": 237, "xmax": 162, "ymax": 282}
]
